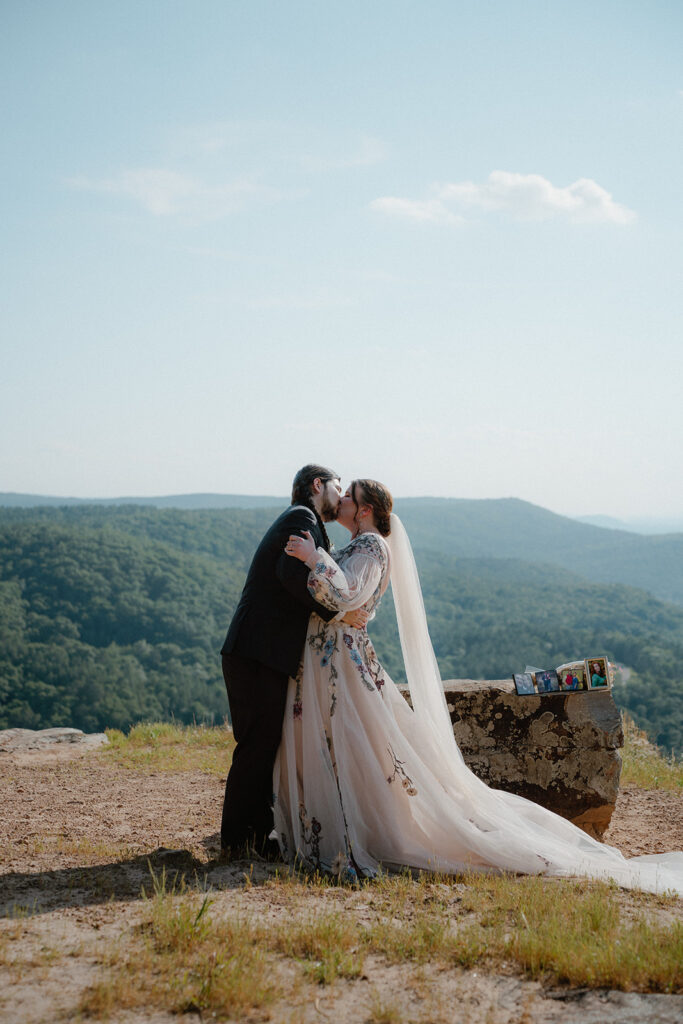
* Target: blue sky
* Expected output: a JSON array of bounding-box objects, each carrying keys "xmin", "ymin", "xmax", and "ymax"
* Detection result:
[{"xmin": 2, "ymin": 1, "xmax": 682, "ymax": 517}]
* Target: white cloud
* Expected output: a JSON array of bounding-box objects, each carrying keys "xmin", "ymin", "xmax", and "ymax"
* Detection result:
[
  {"xmin": 68, "ymin": 168, "xmax": 291, "ymax": 220},
  {"xmin": 372, "ymin": 170, "xmax": 636, "ymax": 225}
]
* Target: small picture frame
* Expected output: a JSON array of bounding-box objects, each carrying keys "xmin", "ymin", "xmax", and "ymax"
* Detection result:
[
  {"xmin": 513, "ymin": 672, "xmax": 537, "ymax": 695},
  {"xmin": 585, "ymin": 656, "xmax": 610, "ymax": 690},
  {"xmin": 558, "ymin": 665, "xmax": 586, "ymax": 691},
  {"xmin": 535, "ymin": 669, "xmax": 560, "ymax": 693}
]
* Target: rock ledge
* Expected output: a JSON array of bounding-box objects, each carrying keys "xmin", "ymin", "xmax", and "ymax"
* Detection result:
[
  {"xmin": 0, "ymin": 727, "xmax": 108, "ymax": 752},
  {"xmin": 405, "ymin": 679, "xmax": 624, "ymax": 838}
]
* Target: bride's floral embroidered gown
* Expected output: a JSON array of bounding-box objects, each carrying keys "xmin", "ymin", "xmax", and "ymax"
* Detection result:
[
  {"xmin": 274, "ymin": 533, "xmax": 405, "ymax": 878},
  {"xmin": 274, "ymin": 531, "xmax": 523, "ymax": 881},
  {"xmin": 274, "ymin": 532, "xmax": 683, "ymax": 893}
]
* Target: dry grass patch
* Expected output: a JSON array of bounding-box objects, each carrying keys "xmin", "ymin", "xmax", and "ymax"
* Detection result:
[
  {"xmin": 23, "ymin": 865, "xmax": 683, "ymax": 1021},
  {"xmin": 99, "ymin": 715, "xmax": 683, "ymax": 792},
  {"xmin": 490, "ymin": 874, "xmax": 683, "ymax": 991},
  {"xmin": 263, "ymin": 867, "xmax": 682, "ymax": 992},
  {"xmin": 366, "ymin": 990, "xmax": 407, "ymax": 1024},
  {"xmin": 78, "ymin": 867, "xmax": 280, "ymax": 1020},
  {"xmin": 15, "ymin": 834, "xmax": 137, "ymax": 866},
  {"xmin": 621, "ymin": 714, "xmax": 683, "ymax": 791},
  {"xmin": 270, "ymin": 908, "xmax": 365, "ymax": 984},
  {"xmin": 99, "ymin": 721, "xmax": 234, "ymax": 774}
]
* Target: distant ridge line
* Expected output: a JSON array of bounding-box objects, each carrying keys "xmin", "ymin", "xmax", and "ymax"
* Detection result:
[
  {"xmin": 2, "ymin": 492, "xmax": 682, "ymax": 537},
  {"xmin": 0, "ymin": 492, "xmax": 288, "ymax": 509}
]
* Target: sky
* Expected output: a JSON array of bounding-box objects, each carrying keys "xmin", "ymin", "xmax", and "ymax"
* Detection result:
[{"xmin": 2, "ymin": 1, "xmax": 682, "ymax": 518}]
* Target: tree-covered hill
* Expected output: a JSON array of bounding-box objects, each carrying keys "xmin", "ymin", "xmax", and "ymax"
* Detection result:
[
  {"xmin": 0, "ymin": 492, "xmax": 286, "ymax": 509},
  {"xmin": 0, "ymin": 521, "xmax": 240, "ymax": 732},
  {"xmin": 0, "ymin": 506, "xmax": 681, "ymax": 754},
  {"xmin": 393, "ymin": 498, "xmax": 683, "ymax": 606},
  {"xmin": 4, "ymin": 495, "xmax": 683, "ymax": 606},
  {"xmin": 0, "ymin": 505, "xmax": 277, "ymax": 567}
]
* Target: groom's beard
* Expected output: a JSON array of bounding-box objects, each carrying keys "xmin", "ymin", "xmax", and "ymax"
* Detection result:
[{"xmin": 320, "ymin": 494, "xmax": 341, "ymax": 522}]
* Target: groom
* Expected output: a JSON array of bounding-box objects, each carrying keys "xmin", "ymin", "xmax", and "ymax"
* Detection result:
[{"xmin": 220, "ymin": 463, "xmax": 355, "ymax": 857}]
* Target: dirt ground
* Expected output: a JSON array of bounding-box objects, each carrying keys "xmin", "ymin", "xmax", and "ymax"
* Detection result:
[{"xmin": 1, "ymin": 743, "xmax": 682, "ymax": 1024}]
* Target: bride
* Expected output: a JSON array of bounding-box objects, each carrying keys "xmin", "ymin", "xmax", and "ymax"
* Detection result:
[{"xmin": 273, "ymin": 479, "xmax": 683, "ymax": 895}]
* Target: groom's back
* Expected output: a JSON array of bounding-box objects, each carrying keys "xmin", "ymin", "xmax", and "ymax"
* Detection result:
[{"xmin": 221, "ymin": 505, "xmax": 331, "ymax": 677}]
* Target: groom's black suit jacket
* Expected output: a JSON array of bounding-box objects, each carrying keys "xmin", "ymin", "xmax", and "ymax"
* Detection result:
[{"xmin": 221, "ymin": 504, "xmax": 337, "ymax": 679}]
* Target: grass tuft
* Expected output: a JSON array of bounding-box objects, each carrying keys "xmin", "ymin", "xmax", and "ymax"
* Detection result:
[
  {"xmin": 620, "ymin": 714, "xmax": 683, "ymax": 791},
  {"xmin": 79, "ymin": 866, "xmax": 277, "ymax": 1020},
  {"xmin": 100, "ymin": 721, "xmax": 235, "ymax": 774},
  {"xmin": 366, "ymin": 990, "xmax": 406, "ymax": 1024},
  {"xmin": 99, "ymin": 715, "xmax": 683, "ymax": 790},
  {"xmin": 271, "ymin": 909, "xmax": 364, "ymax": 984}
]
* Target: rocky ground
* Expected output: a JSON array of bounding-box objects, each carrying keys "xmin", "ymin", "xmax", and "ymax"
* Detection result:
[{"xmin": 0, "ymin": 733, "xmax": 682, "ymax": 1023}]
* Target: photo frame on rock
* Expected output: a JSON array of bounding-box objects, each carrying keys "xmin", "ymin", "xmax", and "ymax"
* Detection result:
[
  {"xmin": 558, "ymin": 665, "xmax": 586, "ymax": 691},
  {"xmin": 585, "ymin": 656, "xmax": 610, "ymax": 690},
  {"xmin": 513, "ymin": 672, "xmax": 537, "ymax": 695},
  {"xmin": 535, "ymin": 669, "xmax": 560, "ymax": 693}
]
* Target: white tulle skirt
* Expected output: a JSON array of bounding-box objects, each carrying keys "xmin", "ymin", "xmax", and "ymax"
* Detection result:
[{"xmin": 273, "ymin": 619, "xmax": 683, "ymax": 896}]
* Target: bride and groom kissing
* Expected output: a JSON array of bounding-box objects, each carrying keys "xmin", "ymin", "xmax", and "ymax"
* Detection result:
[{"xmin": 219, "ymin": 464, "xmax": 683, "ymax": 893}]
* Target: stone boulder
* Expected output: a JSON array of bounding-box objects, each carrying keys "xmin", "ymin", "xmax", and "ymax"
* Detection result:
[
  {"xmin": 0, "ymin": 727, "xmax": 108, "ymax": 752},
  {"xmin": 404, "ymin": 679, "xmax": 624, "ymax": 838}
]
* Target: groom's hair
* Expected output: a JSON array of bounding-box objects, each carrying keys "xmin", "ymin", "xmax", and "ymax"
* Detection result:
[{"xmin": 291, "ymin": 464, "xmax": 339, "ymax": 508}]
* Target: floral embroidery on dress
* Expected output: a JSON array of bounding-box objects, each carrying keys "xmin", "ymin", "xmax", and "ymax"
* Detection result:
[
  {"xmin": 331, "ymin": 849, "xmax": 358, "ymax": 884},
  {"xmin": 292, "ymin": 677, "xmax": 302, "ymax": 719},
  {"xmin": 308, "ymin": 620, "xmax": 339, "ymax": 667},
  {"xmin": 307, "ymin": 620, "xmax": 340, "ymax": 714},
  {"xmin": 291, "ymin": 658, "xmax": 304, "ymax": 719},
  {"xmin": 360, "ymin": 634, "xmax": 386, "ymax": 694},
  {"xmin": 307, "ymin": 532, "xmax": 388, "ymax": 613},
  {"xmin": 308, "ymin": 562, "xmax": 341, "ymax": 610},
  {"xmin": 299, "ymin": 802, "xmax": 322, "ymax": 869},
  {"xmin": 342, "ymin": 632, "xmax": 375, "ymax": 691},
  {"xmin": 387, "ymin": 743, "xmax": 418, "ymax": 796}
]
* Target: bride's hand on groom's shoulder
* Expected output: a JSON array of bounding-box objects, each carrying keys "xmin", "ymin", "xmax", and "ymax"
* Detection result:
[{"xmin": 285, "ymin": 530, "xmax": 317, "ymax": 565}]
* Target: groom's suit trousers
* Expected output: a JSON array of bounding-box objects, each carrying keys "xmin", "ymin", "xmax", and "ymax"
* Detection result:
[{"xmin": 220, "ymin": 652, "xmax": 288, "ymax": 850}]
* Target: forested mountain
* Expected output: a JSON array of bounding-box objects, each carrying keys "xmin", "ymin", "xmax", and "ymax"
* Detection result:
[
  {"xmin": 0, "ymin": 492, "xmax": 286, "ymax": 510},
  {"xmin": 5, "ymin": 493, "xmax": 683, "ymax": 605},
  {"xmin": 0, "ymin": 504, "xmax": 681, "ymax": 754},
  {"xmin": 392, "ymin": 498, "xmax": 683, "ymax": 606}
]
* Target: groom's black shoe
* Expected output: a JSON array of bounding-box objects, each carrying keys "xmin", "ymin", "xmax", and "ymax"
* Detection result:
[
  {"xmin": 256, "ymin": 837, "xmax": 283, "ymax": 863},
  {"xmin": 218, "ymin": 836, "xmax": 282, "ymax": 863},
  {"xmin": 243, "ymin": 836, "xmax": 283, "ymax": 863},
  {"xmin": 217, "ymin": 838, "xmax": 251, "ymax": 862}
]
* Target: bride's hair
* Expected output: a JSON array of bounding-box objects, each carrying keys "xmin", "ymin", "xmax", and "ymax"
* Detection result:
[{"xmin": 352, "ymin": 479, "xmax": 393, "ymax": 537}]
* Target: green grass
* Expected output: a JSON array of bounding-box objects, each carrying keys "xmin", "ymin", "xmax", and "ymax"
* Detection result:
[
  {"xmin": 6, "ymin": 716, "xmax": 681, "ymax": 1021},
  {"xmin": 98, "ymin": 713, "xmax": 683, "ymax": 794},
  {"xmin": 271, "ymin": 909, "xmax": 365, "ymax": 984},
  {"xmin": 79, "ymin": 867, "xmax": 279, "ymax": 1020},
  {"xmin": 621, "ymin": 714, "xmax": 683, "ymax": 791},
  {"xmin": 100, "ymin": 721, "xmax": 235, "ymax": 774},
  {"xmin": 76, "ymin": 865, "xmax": 682, "ymax": 1022}
]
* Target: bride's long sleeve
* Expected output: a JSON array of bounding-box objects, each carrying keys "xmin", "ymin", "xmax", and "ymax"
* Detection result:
[{"xmin": 305, "ymin": 535, "xmax": 386, "ymax": 613}]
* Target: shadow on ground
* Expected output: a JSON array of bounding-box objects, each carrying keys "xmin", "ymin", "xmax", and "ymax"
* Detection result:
[{"xmin": 0, "ymin": 843, "xmax": 285, "ymax": 917}]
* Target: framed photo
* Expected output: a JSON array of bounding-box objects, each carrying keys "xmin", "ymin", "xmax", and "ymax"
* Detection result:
[
  {"xmin": 535, "ymin": 669, "xmax": 560, "ymax": 693},
  {"xmin": 558, "ymin": 665, "xmax": 586, "ymax": 691},
  {"xmin": 585, "ymin": 656, "xmax": 610, "ymax": 690},
  {"xmin": 513, "ymin": 672, "xmax": 537, "ymax": 695}
]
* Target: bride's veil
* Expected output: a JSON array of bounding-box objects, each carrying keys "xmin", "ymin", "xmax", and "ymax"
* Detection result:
[
  {"xmin": 386, "ymin": 513, "xmax": 465, "ymax": 767},
  {"xmin": 385, "ymin": 512, "xmax": 683, "ymax": 895}
]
